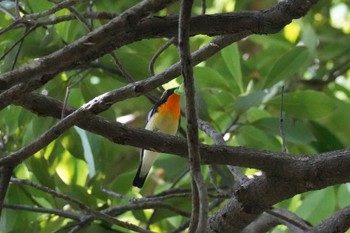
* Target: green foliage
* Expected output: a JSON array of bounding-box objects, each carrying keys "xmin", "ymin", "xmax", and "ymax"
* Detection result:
[{"xmin": 1, "ymin": 0, "xmax": 350, "ymax": 232}]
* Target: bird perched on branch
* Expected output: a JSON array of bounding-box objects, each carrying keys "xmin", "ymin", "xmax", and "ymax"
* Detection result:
[{"xmin": 133, "ymin": 86, "xmax": 182, "ymax": 188}]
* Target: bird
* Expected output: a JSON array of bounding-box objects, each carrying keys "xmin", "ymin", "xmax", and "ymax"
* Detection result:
[{"xmin": 132, "ymin": 87, "xmax": 181, "ymax": 188}]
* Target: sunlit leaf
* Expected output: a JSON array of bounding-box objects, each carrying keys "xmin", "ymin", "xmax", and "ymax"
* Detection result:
[
  {"xmin": 234, "ymin": 91, "xmax": 267, "ymax": 115},
  {"xmin": 236, "ymin": 125, "xmax": 282, "ymax": 151},
  {"xmin": 296, "ymin": 187, "xmax": 336, "ymax": 225},
  {"xmin": 75, "ymin": 127, "xmax": 96, "ymax": 178},
  {"xmin": 337, "ymin": 184, "xmax": 350, "ymax": 208},
  {"xmin": 309, "ymin": 121, "xmax": 344, "ymax": 152},
  {"xmin": 252, "ymin": 117, "xmax": 316, "ymax": 144},
  {"xmin": 260, "ymin": 46, "xmax": 311, "ymax": 88},
  {"xmin": 221, "ymin": 43, "xmax": 244, "ymax": 92}
]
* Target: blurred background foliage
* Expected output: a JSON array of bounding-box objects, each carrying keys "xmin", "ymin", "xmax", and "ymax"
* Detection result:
[{"xmin": 0, "ymin": 0, "xmax": 350, "ymax": 232}]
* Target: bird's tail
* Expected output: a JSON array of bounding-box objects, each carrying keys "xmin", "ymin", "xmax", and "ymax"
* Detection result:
[{"xmin": 132, "ymin": 162, "xmax": 148, "ymax": 188}]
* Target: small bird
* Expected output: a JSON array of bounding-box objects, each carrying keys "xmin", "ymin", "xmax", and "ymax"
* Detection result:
[{"xmin": 133, "ymin": 87, "xmax": 181, "ymax": 188}]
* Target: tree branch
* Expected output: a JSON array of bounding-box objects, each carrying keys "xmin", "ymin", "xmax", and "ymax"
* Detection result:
[
  {"xmin": 10, "ymin": 92, "xmax": 350, "ymax": 187},
  {"xmin": 242, "ymin": 207, "xmax": 312, "ymax": 233},
  {"xmin": 0, "ymin": 0, "xmax": 178, "ymax": 108},
  {"xmin": 0, "ymin": 0, "xmax": 319, "ymax": 110},
  {"xmin": 311, "ymin": 206, "xmax": 350, "ymax": 233},
  {"xmin": 11, "ymin": 91, "xmax": 350, "ymax": 231},
  {"xmin": 178, "ymin": 0, "xmax": 208, "ymax": 232},
  {"xmin": 3, "ymin": 203, "xmax": 83, "ymax": 221},
  {"xmin": 10, "ymin": 178, "xmax": 154, "ymax": 233},
  {"xmin": 0, "ymin": 166, "xmax": 13, "ymax": 217}
]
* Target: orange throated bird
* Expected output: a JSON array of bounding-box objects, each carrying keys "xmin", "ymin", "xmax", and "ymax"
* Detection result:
[{"xmin": 133, "ymin": 87, "xmax": 181, "ymax": 188}]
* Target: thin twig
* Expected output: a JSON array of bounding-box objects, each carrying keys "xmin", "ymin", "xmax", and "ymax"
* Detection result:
[
  {"xmin": 280, "ymin": 85, "xmax": 287, "ymax": 153},
  {"xmin": 87, "ymin": 0, "xmax": 94, "ymax": 28},
  {"xmin": 61, "ymin": 69, "xmax": 92, "ymax": 119},
  {"xmin": 100, "ymin": 187, "xmax": 136, "ymax": 202},
  {"xmin": 171, "ymin": 220, "xmax": 191, "ymax": 233},
  {"xmin": 61, "ymin": 87, "xmax": 71, "ymax": 119},
  {"xmin": 24, "ymin": 0, "xmax": 84, "ymax": 21},
  {"xmin": 0, "ymin": 25, "xmax": 37, "ymax": 62},
  {"xmin": 3, "ymin": 203, "xmax": 83, "ymax": 220},
  {"xmin": 10, "ymin": 27, "xmax": 29, "ymax": 70},
  {"xmin": 149, "ymin": 38, "xmax": 176, "ymax": 76},
  {"xmin": 265, "ymin": 208, "xmax": 311, "ymax": 231},
  {"xmin": 69, "ymin": 188, "xmax": 193, "ymax": 232},
  {"xmin": 67, "ymin": 6, "xmax": 93, "ymax": 31},
  {"xmin": 109, "ymin": 52, "xmax": 135, "ymax": 83},
  {"xmin": 109, "ymin": 52, "xmax": 158, "ymax": 103},
  {"xmin": 201, "ymin": 0, "xmax": 206, "ymax": 15}
]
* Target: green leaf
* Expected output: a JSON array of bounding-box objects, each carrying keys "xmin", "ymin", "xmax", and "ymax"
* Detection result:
[
  {"xmin": 75, "ymin": 127, "xmax": 96, "ymax": 178},
  {"xmin": 309, "ymin": 121, "xmax": 344, "ymax": 152},
  {"xmin": 195, "ymin": 86, "xmax": 211, "ymax": 121},
  {"xmin": 337, "ymin": 184, "xmax": 350, "ymax": 208},
  {"xmin": 156, "ymin": 153, "xmax": 188, "ymax": 183},
  {"xmin": 236, "ymin": 125, "xmax": 282, "ymax": 151},
  {"xmin": 234, "ymin": 91, "xmax": 267, "ymax": 115},
  {"xmin": 110, "ymin": 171, "xmax": 134, "ymax": 195},
  {"xmin": 30, "ymin": 154, "xmax": 56, "ymax": 189},
  {"xmin": 268, "ymin": 90, "xmax": 337, "ymax": 119},
  {"xmin": 54, "ymin": 146, "xmax": 89, "ymax": 186},
  {"xmin": 301, "ymin": 22, "xmax": 318, "ymax": 53},
  {"xmin": 60, "ymin": 128, "xmax": 84, "ymax": 161},
  {"xmin": 252, "ymin": 117, "xmax": 316, "ymax": 144},
  {"xmin": 296, "ymin": 188, "xmax": 336, "ymax": 225},
  {"xmin": 65, "ymin": 185, "xmax": 97, "ymax": 208},
  {"xmin": 261, "ymin": 46, "xmax": 311, "ymax": 88},
  {"xmin": 246, "ymin": 107, "xmax": 271, "ymax": 123},
  {"xmin": 149, "ymin": 197, "xmax": 191, "ymax": 223},
  {"xmin": 221, "ymin": 43, "xmax": 243, "ymax": 92},
  {"xmin": 195, "ymin": 66, "xmax": 232, "ymax": 92}
]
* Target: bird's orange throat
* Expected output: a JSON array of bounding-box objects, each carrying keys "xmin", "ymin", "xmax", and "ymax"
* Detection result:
[{"xmin": 157, "ymin": 93, "xmax": 180, "ymax": 120}]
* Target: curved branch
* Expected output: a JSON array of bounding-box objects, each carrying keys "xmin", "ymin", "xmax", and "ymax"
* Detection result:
[
  {"xmin": 242, "ymin": 207, "xmax": 312, "ymax": 233},
  {"xmin": 311, "ymin": 206, "xmax": 350, "ymax": 233}
]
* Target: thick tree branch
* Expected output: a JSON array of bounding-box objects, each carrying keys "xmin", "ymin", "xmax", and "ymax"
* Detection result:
[
  {"xmin": 0, "ymin": 0, "xmax": 319, "ymax": 109},
  {"xmin": 0, "ymin": 33, "xmax": 244, "ymax": 177},
  {"xmin": 0, "ymin": 0, "xmax": 177, "ymax": 108},
  {"xmin": 310, "ymin": 206, "xmax": 350, "ymax": 233},
  {"xmin": 11, "ymin": 92, "xmax": 350, "ymax": 187},
  {"xmin": 12, "ymin": 92, "xmax": 350, "ymax": 231}
]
